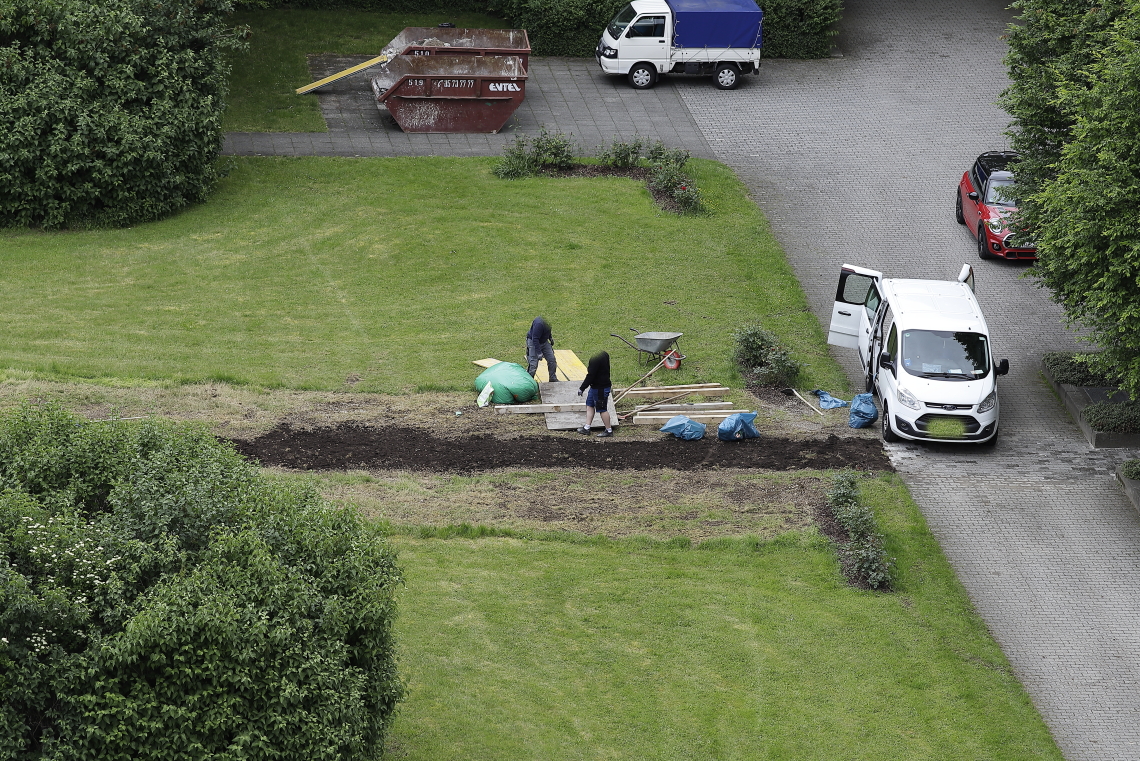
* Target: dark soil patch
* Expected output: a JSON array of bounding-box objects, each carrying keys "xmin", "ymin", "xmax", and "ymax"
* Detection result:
[{"xmin": 230, "ymin": 423, "xmax": 893, "ymax": 473}]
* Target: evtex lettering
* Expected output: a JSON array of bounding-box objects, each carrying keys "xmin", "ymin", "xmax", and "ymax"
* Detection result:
[{"xmin": 487, "ymin": 82, "xmax": 522, "ymax": 92}]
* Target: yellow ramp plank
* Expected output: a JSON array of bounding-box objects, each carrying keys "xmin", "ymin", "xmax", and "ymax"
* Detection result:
[
  {"xmin": 296, "ymin": 55, "xmax": 388, "ymax": 94},
  {"xmin": 554, "ymin": 350, "xmax": 588, "ymax": 380},
  {"xmin": 473, "ymin": 358, "xmax": 502, "ymax": 368}
]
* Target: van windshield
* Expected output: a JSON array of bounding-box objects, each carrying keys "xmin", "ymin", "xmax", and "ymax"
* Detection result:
[
  {"xmin": 608, "ymin": 4, "xmax": 637, "ymax": 38},
  {"xmin": 900, "ymin": 330, "xmax": 989, "ymax": 380}
]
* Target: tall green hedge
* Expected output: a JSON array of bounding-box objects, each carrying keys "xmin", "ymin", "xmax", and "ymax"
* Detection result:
[
  {"xmin": 235, "ymin": 0, "xmax": 840, "ymax": 58},
  {"xmin": 0, "ymin": 0, "xmax": 245, "ymax": 229},
  {"xmin": 0, "ymin": 404, "xmax": 403, "ymax": 760}
]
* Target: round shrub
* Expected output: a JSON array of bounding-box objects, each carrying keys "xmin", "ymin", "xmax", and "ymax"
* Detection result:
[
  {"xmin": 0, "ymin": 0, "xmax": 245, "ymax": 229},
  {"xmin": 731, "ymin": 325, "xmax": 799, "ymax": 387},
  {"xmin": 0, "ymin": 403, "xmax": 402, "ymax": 759}
]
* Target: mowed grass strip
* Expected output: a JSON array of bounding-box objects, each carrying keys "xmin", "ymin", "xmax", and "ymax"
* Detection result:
[
  {"xmin": 224, "ymin": 9, "xmax": 508, "ymax": 132},
  {"xmin": 0, "ymin": 157, "xmax": 846, "ymax": 395},
  {"xmin": 386, "ymin": 476, "xmax": 1060, "ymax": 760}
]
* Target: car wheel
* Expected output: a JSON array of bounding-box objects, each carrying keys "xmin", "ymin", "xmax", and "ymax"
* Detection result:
[
  {"xmin": 881, "ymin": 400, "xmax": 901, "ymax": 442},
  {"xmin": 713, "ymin": 64, "xmax": 740, "ymax": 90},
  {"xmin": 977, "ymin": 223, "xmax": 994, "ymax": 260},
  {"xmin": 955, "ymin": 189, "xmax": 965, "ymax": 224},
  {"xmin": 628, "ymin": 63, "xmax": 656, "ymax": 90}
]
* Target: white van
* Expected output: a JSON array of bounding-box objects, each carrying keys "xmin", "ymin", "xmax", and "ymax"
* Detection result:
[{"xmin": 827, "ymin": 264, "xmax": 1009, "ymax": 443}]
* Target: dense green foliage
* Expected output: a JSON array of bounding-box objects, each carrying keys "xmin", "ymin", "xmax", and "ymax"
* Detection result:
[
  {"xmin": 827, "ymin": 472, "xmax": 893, "ymax": 590},
  {"xmin": 1123, "ymin": 460, "xmax": 1140, "ymax": 481},
  {"xmin": 1042, "ymin": 352, "xmax": 1116, "ymax": 387},
  {"xmin": 1083, "ymin": 399, "xmax": 1140, "ymax": 434},
  {"xmin": 1002, "ymin": 0, "xmax": 1140, "ymax": 397},
  {"xmin": 233, "ymin": 0, "xmax": 838, "ymax": 58},
  {"xmin": 731, "ymin": 324, "xmax": 800, "ymax": 386},
  {"xmin": 0, "ymin": 0, "xmax": 246, "ymax": 229},
  {"xmin": 0, "ymin": 404, "xmax": 402, "ymax": 760}
]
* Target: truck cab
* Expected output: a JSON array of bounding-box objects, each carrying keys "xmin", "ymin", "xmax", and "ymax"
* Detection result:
[
  {"xmin": 596, "ymin": 0, "xmax": 762, "ymax": 90},
  {"xmin": 828, "ymin": 264, "xmax": 1009, "ymax": 444}
]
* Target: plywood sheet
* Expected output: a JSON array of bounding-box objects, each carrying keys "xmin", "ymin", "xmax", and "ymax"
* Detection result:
[
  {"xmin": 532, "ymin": 349, "xmax": 588, "ymax": 383},
  {"xmin": 540, "ymin": 381, "xmax": 619, "ymax": 430},
  {"xmin": 473, "ymin": 358, "xmax": 501, "ymax": 368}
]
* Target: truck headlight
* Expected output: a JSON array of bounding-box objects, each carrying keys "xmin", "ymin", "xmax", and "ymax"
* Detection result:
[
  {"xmin": 897, "ymin": 387, "xmax": 921, "ymax": 411},
  {"xmin": 602, "ymin": 46, "xmax": 617, "ymax": 58},
  {"xmin": 978, "ymin": 390, "xmax": 997, "ymax": 413}
]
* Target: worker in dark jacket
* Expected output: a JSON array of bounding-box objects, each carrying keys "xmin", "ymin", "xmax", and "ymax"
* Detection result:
[
  {"xmin": 577, "ymin": 351, "xmax": 613, "ymax": 437},
  {"xmin": 526, "ymin": 316, "xmax": 557, "ymax": 382}
]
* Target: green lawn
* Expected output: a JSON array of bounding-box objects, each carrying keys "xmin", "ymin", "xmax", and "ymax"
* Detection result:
[
  {"xmin": 225, "ymin": 9, "xmax": 508, "ymax": 132},
  {"xmin": 384, "ymin": 474, "xmax": 1060, "ymax": 760},
  {"xmin": 0, "ymin": 157, "xmax": 847, "ymax": 395}
]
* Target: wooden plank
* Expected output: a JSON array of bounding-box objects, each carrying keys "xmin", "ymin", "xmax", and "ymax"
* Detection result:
[
  {"xmin": 496, "ymin": 403, "xmax": 587, "ymax": 414},
  {"xmin": 539, "ymin": 381, "xmax": 619, "ymax": 430},
  {"xmin": 614, "ymin": 383, "xmax": 725, "ymax": 393},
  {"xmin": 633, "ymin": 402, "xmax": 734, "ymax": 411},
  {"xmin": 473, "ymin": 358, "xmax": 502, "ymax": 369},
  {"xmin": 533, "ymin": 349, "xmax": 588, "ymax": 383},
  {"xmin": 295, "ymin": 54, "xmax": 389, "ymax": 94},
  {"xmin": 618, "ymin": 387, "xmax": 729, "ymax": 399},
  {"xmin": 630, "ymin": 412, "xmax": 737, "ymax": 425}
]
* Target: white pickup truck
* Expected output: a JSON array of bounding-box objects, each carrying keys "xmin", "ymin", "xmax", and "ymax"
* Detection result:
[{"xmin": 595, "ymin": 0, "xmax": 763, "ymax": 90}]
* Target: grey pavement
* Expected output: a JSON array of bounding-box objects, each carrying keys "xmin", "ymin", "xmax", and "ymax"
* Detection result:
[
  {"xmin": 222, "ymin": 5, "xmax": 1140, "ymax": 757},
  {"xmin": 223, "ymin": 56, "xmax": 713, "ymax": 158},
  {"xmin": 677, "ymin": 0, "xmax": 1140, "ymax": 758}
]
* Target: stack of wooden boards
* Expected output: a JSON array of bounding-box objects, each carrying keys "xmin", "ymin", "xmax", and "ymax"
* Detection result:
[{"xmin": 494, "ymin": 382, "xmax": 739, "ymax": 427}]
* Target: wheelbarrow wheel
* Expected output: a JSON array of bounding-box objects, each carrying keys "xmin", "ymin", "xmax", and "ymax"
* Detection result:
[{"xmin": 663, "ymin": 350, "xmax": 683, "ymax": 370}]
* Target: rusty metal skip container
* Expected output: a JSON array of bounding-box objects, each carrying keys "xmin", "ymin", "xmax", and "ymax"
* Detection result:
[
  {"xmin": 382, "ymin": 27, "xmax": 531, "ymax": 71},
  {"xmin": 371, "ymin": 55, "xmax": 527, "ymax": 134}
]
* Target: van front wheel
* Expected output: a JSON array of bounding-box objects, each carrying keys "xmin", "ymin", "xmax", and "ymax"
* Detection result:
[
  {"xmin": 628, "ymin": 64, "xmax": 656, "ymax": 89},
  {"xmin": 714, "ymin": 63, "xmax": 740, "ymax": 90},
  {"xmin": 881, "ymin": 401, "xmax": 901, "ymax": 442}
]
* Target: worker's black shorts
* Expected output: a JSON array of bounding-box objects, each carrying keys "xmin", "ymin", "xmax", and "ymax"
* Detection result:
[{"xmin": 585, "ymin": 387, "xmax": 611, "ymax": 409}]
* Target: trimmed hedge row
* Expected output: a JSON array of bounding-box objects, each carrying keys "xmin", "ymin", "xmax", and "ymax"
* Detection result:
[
  {"xmin": 235, "ymin": 0, "xmax": 840, "ymax": 58},
  {"xmin": 827, "ymin": 472, "xmax": 893, "ymax": 590},
  {"xmin": 1043, "ymin": 351, "xmax": 1116, "ymax": 387}
]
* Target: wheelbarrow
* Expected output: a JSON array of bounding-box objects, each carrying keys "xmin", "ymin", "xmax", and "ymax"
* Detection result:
[{"xmin": 610, "ymin": 329, "xmax": 685, "ymax": 368}]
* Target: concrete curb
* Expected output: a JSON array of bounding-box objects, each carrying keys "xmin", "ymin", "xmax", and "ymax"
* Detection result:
[
  {"xmin": 1041, "ymin": 362, "xmax": 1140, "ymax": 449},
  {"xmin": 1117, "ymin": 464, "xmax": 1140, "ymax": 515}
]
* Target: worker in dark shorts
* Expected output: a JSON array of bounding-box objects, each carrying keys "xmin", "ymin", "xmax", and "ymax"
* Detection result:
[
  {"xmin": 577, "ymin": 351, "xmax": 613, "ymax": 438},
  {"xmin": 526, "ymin": 316, "xmax": 557, "ymax": 382}
]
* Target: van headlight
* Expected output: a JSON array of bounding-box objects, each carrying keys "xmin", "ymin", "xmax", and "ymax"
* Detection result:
[
  {"xmin": 897, "ymin": 387, "xmax": 921, "ymax": 411},
  {"xmin": 978, "ymin": 390, "xmax": 997, "ymax": 413},
  {"xmin": 602, "ymin": 46, "xmax": 618, "ymax": 58}
]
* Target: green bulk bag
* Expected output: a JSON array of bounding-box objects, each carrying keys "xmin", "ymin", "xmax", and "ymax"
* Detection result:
[{"xmin": 474, "ymin": 362, "xmax": 539, "ymax": 404}]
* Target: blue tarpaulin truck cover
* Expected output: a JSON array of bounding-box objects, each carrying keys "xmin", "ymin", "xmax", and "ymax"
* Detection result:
[{"xmin": 666, "ymin": 0, "xmax": 763, "ymax": 49}]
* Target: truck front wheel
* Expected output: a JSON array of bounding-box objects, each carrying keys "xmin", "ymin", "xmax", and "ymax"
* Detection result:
[
  {"xmin": 628, "ymin": 63, "xmax": 656, "ymax": 89},
  {"xmin": 714, "ymin": 63, "xmax": 740, "ymax": 90}
]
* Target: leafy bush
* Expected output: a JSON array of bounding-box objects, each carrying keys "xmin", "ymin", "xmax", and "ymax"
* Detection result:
[
  {"xmin": 0, "ymin": 403, "xmax": 402, "ymax": 759},
  {"xmin": 493, "ymin": 127, "xmax": 577, "ymax": 178},
  {"xmin": 1083, "ymin": 400, "xmax": 1140, "ymax": 434},
  {"xmin": 648, "ymin": 161, "xmax": 704, "ymax": 212},
  {"xmin": 759, "ymin": 0, "xmax": 842, "ymax": 58},
  {"xmin": 597, "ymin": 136, "xmax": 645, "ymax": 168},
  {"xmin": 826, "ymin": 472, "xmax": 893, "ymax": 590},
  {"xmin": 731, "ymin": 325, "xmax": 799, "ymax": 386},
  {"xmin": 1123, "ymin": 460, "xmax": 1140, "ymax": 481},
  {"xmin": 645, "ymin": 141, "xmax": 691, "ymax": 169},
  {"xmin": 0, "ymin": 0, "xmax": 246, "ymax": 229},
  {"xmin": 1043, "ymin": 352, "xmax": 1117, "ymax": 387}
]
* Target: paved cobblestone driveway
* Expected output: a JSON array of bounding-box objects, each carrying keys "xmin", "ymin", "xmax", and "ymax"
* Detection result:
[{"xmin": 677, "ymin": 0, "xmax": 1140, "ymax": 757}]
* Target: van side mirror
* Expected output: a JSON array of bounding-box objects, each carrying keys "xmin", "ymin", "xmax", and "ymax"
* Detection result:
[
  {"xmin": 879, "ymin": 351, "xmax": 895, "ymax": 372},
  {"xmin": 996, "ymin": 358, "xmax": 1009, "ymax": 376}
]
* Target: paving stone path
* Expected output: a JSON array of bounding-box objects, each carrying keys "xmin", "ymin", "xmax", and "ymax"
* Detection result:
[{"xmin": 222, "ymin": 2, "xmax": 1140, "ymax": 756}]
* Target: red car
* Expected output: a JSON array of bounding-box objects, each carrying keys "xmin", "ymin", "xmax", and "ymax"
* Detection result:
[{"xmin": 956, "ymin": 151, "xmax": 1036, "ymax": 261}]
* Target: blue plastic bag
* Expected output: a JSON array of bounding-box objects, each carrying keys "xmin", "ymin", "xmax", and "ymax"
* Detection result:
[
  {"xmin": 848, "ymin": 393, "xmax": 879, "ymax": 428},
  {"xmin": 717, "ymin": 411, "xmax": 760, "ymax": 441},
  {"xmin": 660, "ymin": 415, "xmax": 706, "ymax": 441},
  {"xmin": 811, "ymin": 389, "xmax": 849, "ymax": 409}
]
